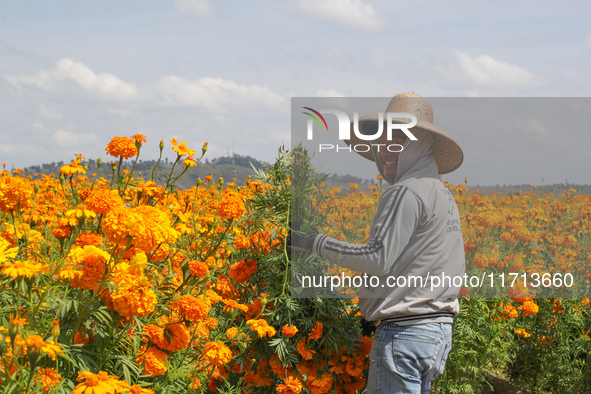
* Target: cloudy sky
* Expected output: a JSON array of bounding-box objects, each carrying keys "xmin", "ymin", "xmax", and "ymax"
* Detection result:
[{"xmin": 2, "ymin": 0, "xmax": 591, "ymax": 186}]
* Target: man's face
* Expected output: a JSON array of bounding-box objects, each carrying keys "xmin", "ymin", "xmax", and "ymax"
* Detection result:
[{"xmin": 376, "ymin": 129, "xmax": 408, "ymax": 183}]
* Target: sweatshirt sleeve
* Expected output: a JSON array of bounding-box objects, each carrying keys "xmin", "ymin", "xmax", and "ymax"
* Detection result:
[{"xmin": 312, "ymin": 186, "xmax": 421, "ymax": 277}]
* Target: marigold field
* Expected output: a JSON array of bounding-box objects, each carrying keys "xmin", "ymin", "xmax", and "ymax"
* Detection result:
[{"xmin": 1, "ymin": 135, "xmax": 591, "ymax": 393}]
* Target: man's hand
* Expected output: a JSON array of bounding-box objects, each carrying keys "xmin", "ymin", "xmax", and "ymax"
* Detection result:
[{"xmin": 288, "ymin": 222, "xmax": 319, "ymax": 252}]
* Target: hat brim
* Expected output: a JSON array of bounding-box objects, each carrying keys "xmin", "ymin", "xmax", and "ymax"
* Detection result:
[{"xmin": 344, "ymin": 114, "xmax": 464, "ymax": 174}]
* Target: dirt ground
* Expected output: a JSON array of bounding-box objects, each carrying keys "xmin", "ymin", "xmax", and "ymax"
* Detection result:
[{"xmin": 479, "ymin": 373, "xmax": 529, "ymax": 393}]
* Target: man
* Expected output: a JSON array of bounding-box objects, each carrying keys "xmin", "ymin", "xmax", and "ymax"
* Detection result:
[{"xmin": 291, "ymin": 93, "xmax": 466, "ymax": 393}]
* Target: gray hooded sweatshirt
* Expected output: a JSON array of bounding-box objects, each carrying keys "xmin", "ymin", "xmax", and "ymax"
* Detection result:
[{"xmin": 312, "ymin": 129, "xmax": 466, "ymax": 324}]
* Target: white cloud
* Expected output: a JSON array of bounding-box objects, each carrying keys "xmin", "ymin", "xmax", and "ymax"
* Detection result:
[
  {"xmin": 299, "ymin": 0, "xmax": 386, "ymax": 31},
  {"xmin": 39, "ymin": 104, "xmax": 62, "ymax": 120},
  {"xmin": 316, "ymin": 89, "xmax": 344, "ymax": 97},
  {"xmin": 515, "ymin": 119, "xmax": 552, "ymax": 144},
  {"xmin": 53, "ymin": 130, "xmax": 80, "ymax": 147},
  {"xmin": 53, "ymin": 129, "xmax": 98, "ymax": 148},
  {"xmin": 5, "ymin": 58, "xmax": 138, "ymax": 101},
  {"xmin": 587, "ymin": 35, "xmax": 591, "ymax": 48},
  {"xmin": 152, "ymin": 75, "xmax": 286, "ymax": 111},
  {"xmin": 172, "ymin": 0, "xmax": 215, "ymax": 18},
  {"xmin": 435, "ymin": 51, "xmax": 544, "ymax": 92}
]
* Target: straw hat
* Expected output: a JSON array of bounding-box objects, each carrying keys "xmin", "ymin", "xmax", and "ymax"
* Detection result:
[{"xmin": 345, "ymin": 93, "xmax": 463, "ymax": 174}]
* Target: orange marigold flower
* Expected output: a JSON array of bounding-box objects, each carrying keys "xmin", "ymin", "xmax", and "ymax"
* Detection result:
[
  {"xmin": 102, "ymin": 206, "xmax": 179, "ymax": 253},
  {"xmin": 218, "ymin": 190, "xmax": 245, "ymax": 220},
  {"xmin": 309, "ymin": 322, "xmax": 323, "ymax": 340},
  {"xmin": 188, "ymin": 259, "xmax": 209, "ymax": 278},
  {"xmin": 296, "ymin": 338, "xmax": 316, "ymax": 360},
  {"xmin": 233, "ymin": 233, "xmax": 251, "ymax": 249},
  {"xmin": 221, "ymin": 298, "xmax": 249, "ymax": 314},
  {"xmin": 75, "ymin": 232, "xmax": 104, "ymax": 247},
  {"xmin": 84, "ymin": 188, "xmax": 123, "ymax": 215},
  {"xmin": 68, "ymin": 245, "xmax": 112, "ymax": 292},
  {"xmin": 52, "ymin": 225, "xmax": 71, "ymax": 239},
  {"xmin": 137, "ymin": 346, "xmax": 168, "ymax": 377},
  {"xmin": 277, "ymin": 376, "xmax": 303, "ymax": 394},
  {"xmin": 281, "ymin": 324, "xmax": 298, "ymax": 338},
  {"xmin": 35, "ymin": 367, "xmax": 63, "ymax": 393},
  {"xmin": 229, "ymin": 259, "xmax": 257, "ymax": 282},
  {"xmin": 246, "ymin": 319, "xmax": 276, "ymax": 338},
  {"xmin": 178, "ymin": 294, "xmax": 211, "ymax": 322},
  {"xmin": 226, "ymin": 327, "xmax": 239, "ymax": 340},
  {"xmin": 111, "ymin": 276, "xmax": 157, "ymax": 317},
  {"xmin": 131, "ymin": 133, "xmax": 147, "ymax": 145},
  {"xmin": 307, "ymin": 372, "xmax": 334, "ymax": 394},
  {"xmin": 518, "ymin": 300, "xmax": 539, "ymax": 317},
  {"xmin": 203, "ymin": 340, "xmax": 232, "ymax": 367},
  {"xmin": 144, "ymin": 319, "xmax": 190, "ymax": 352},
  {"xmin": 106, "ymin": 136, "xmax": 137, "ymax": 159}
]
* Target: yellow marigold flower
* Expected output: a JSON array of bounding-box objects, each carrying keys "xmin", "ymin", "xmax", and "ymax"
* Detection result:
[
  {"xmin": 73, "ymin": 371, "xmax": 114, "ymax": 394},
  {"xmin": 203, "ymin": 340, "xmax": 232, "ymax": 367},
  {"xmin": 25, "ymin": 335, "xmax": 62, "ymax": 360},
  {"xmin": 276, "ymin": 376, "xmax": 303, "ymax": 394},
  {"xmin": 60, "ymin": 156, "xmax": 86, "ymax": 177},
  {"xmin": 246, "ymin": 319, "xmax": 276, "ymax": 338},
  {"xmin": 178, "ymin": 294, "xmax": 211, "ymax": 322},
  {"xmin": 64, "ymin": 205, "xmax": 96, "ymax": 227},
  {"xmin": 349, "ymin": 183, "xmax": 359, "ymax": 191},
  {"xmin": 137, "ymin": 346, "xmax": 168, "ymax": 377},
  {"xmin": 281, "ymin": 324, "xmax": 298, "ymax": 338},
  {"xmin": 515, "ymin": 328, "xmax": 531, "ymax": 338},
  {"xmin": 35, "ymin": 367, "xmax": 63, "ymax": 393},
  {"xmin": 2, "ymin": 260, "xmax": 48, "ymax": 279},
  {"xmin": 105, "ymin": 136, "xmax": 137, "ymax": 159},
  {"xmin": 182, "ymin": 156, "xmax": 197, "ymax": 167},
  {"xmin": 170, "ymin": 138, "xmax": 196, "ymax": 157},
  {"xmin": 0, "ymin": 238, "xmax": 18, "ymax": 263},
  {"xmin": 0, "ymin": 175, "xmax": 33, "ymax": 213}
]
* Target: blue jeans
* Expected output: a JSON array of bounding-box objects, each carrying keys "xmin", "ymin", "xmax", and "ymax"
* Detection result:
[{"xmin": 365, "ymin": 322, "xmax": 452, "ymax": 394}]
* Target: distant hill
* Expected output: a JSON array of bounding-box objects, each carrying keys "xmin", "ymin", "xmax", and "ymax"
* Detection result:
[
  {"xmin": 23, "ymin": 154, "xmax": 268, "ymax": 189},
  {"xmin": 21, "ymin": 155, "xmax": 591, "ymax": 194}
]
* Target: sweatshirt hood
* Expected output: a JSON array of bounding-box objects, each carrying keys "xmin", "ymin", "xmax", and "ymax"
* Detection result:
[{"xmin": 373, "ymin": 129, "xmax": 438, "ymax": 185}]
